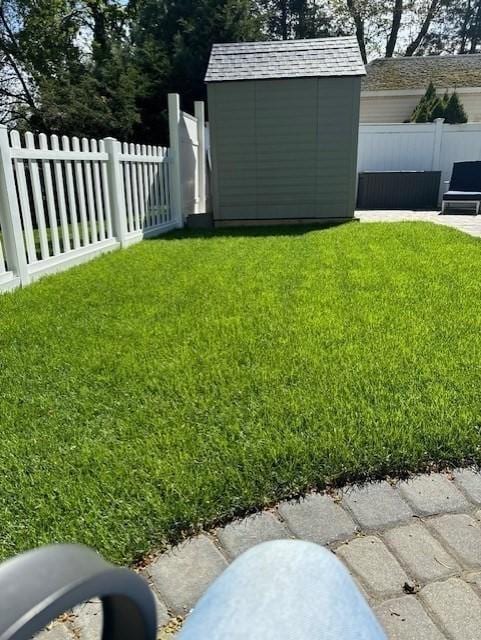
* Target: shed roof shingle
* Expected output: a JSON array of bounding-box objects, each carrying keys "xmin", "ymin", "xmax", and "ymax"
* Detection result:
[
  {"xmin": 205, "ymin": 37, "xmax": 366, "ymax": 82},
  {"xmin": 363, "ymin": 54, "xmax": 481, "ymax": 91}
]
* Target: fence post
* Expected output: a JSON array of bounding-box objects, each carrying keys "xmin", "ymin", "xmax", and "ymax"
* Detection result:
[
  {"xmin": 432, "ymin": 118, "xmax": 444, "ymax": 171},
  {"xmin": 168, "ymin": 93, "xmax": 184, "ymax": 228},
  {"xmin": 0, "ymin": 126, "xmax": 29, "ymax": 285},
  {"xmin": 194, "ymin": 101, "xmax": 206, "ymax": 214},
  {"xmin": 104, "ymin": 137, "xmax": 129, "ymax": 246}
]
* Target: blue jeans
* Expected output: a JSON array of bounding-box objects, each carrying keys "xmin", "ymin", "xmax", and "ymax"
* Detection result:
[{"xmin": 179, "ymin": 540, "xmax": 386, "ymax": 639}]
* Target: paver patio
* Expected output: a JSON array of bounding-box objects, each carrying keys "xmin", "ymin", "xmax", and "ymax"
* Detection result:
[{"xmin": 39, "ymin": 468, "xmax": 481, "ymax": 639}]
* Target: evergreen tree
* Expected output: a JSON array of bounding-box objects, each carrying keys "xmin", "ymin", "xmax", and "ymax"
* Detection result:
[
  {"xmin": 257, "ymin": 0, "xmax": 331, "ymax": 40},
  {"xmin": 131, "ymin": 0, "xmax": 262, "ymax": 142},
  {"xmin": 424, "ymin": 81, "xmax": 436, "ymax": 103},
  {"xmin": 409, "ymin": 83, "xmax": 468, "ymax": 123},
  {"xmin": 409, "ymin": 82, "xmax": 437, "ymax": 122},
  {"xmin": 415, "ymin": 102, "xmax": 429, "ymax": 122},
  {"xmin": 430, "ymin": 96, "xmax": 445, "ymax": 120},
  {"xmin": 444, "ymin": 91, "xmax": 468, "ymax": 124}
]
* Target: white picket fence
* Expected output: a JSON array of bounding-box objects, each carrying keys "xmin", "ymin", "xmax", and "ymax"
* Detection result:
[
  {"xmin": 118, "ymin": 142, "xmax": 172, "ymax": 242},
  {"xmin": 0, "ymin": 93, "xmax": 206, "ymax": 293},
  {"xmin": 358, "ymin": 120, "xmax": 481, "ymax": 204}
]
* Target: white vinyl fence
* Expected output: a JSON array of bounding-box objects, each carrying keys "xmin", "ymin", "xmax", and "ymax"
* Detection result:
[
  {"xmin": 179, "ymin": 103, "xmax": 206, "ymax": 216},
  {"xmin": 0, "ymin": 93, "xmax": 206, "ymax": 293},
  {"xmin": 118, "ymin": 142, "xmax": 172, "ymax": 243},
  {"xmin": 358, "ymin": 119, "xmax": 481, "ymax": 204}
]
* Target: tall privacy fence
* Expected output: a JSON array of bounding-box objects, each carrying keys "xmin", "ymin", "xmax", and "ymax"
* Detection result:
[
  {"xmin": 358, "ymin": 119, "xmax": 481, "ymax": 204},
  {"xmin": 0, "ymin": 93, "xmax": 206, "ymax": 294}
]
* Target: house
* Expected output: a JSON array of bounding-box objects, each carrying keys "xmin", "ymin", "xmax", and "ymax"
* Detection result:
[
  {"xmin": 205, "ymin": 37, "xmax": 365, "ymax": 226},
  {"xmin": 361, "ymin": 54, "xmax": 481, "ymax": 123}
]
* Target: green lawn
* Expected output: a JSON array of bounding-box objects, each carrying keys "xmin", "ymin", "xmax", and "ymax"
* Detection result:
[{"xmin": 2, "ymin": 221, "xmax": 481, "ymax": 565}]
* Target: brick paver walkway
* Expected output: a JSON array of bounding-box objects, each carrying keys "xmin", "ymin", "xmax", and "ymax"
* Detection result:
[
  {"xmin": 356, "ymin": 210, "xmax": 481, "ymax": 238},
  {"xmin": 40, "ymin": 469, "xmax": 481, "ymax": 639}
]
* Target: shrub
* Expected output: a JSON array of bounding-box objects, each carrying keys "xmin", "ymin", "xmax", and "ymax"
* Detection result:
[
  {"xmin": 443, "ymin": 91, "xmax": 468, "ymax": 124},
  {"xmin": 430, "ymin": 97, "xmax": 445, "ymax": 120},
  {"xmin": 409, "ymin": 84, "xmax": 468, "ymax": 123}
]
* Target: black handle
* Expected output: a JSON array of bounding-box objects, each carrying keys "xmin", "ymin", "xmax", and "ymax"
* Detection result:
[{"xmin": 0, "ymin": 544, "xmax": 157, "ymax": 640}]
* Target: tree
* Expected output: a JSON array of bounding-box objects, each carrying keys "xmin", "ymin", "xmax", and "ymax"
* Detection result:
[
  {"xmin": 385, "ymin": 0, "xmax": 402, "ymax": 57},
  {"xmin": 444, "ymin": 0, "xmax": 481, "ymax": 53},
  {"xmin": 344, "ymin": 0, "xmax": 368, "ymax": 62},
  {"xmin": 409, "ymin": 83, "xmax": 437, "ymax": 122},
  {"xmin": 404, "ymin": 0, "xmax": 441, "ymax": 56},
  {"xmin": 130, "ymin": 0, "xmax": 262, "ymax": 142},
  {"xmin": 0, "ymin": 0, "xmax": 80, "ymax": 127},
  {"xmin": 430, "ymin": 96, "xmax": 445, "ymax": 119},
  {"xmin": 409, "ymin": 84, "xmax": 469, "ymax": 123},
  {"xmin": 0, "ymin": 0, "xmax": 142, "ymax": 138},
  {"xmin": 257, "ymin": 0, "xmax": 331, "ymax": 40},
  {"xmin": 0, "ymin": 0, "xmax": 477, "ymax": 142},
  {"xmin": 410, "ymin": 0, "xmax": 481, "ymax": 54},
  {"xmin": 444, "ymin": 91, "xmax": 468, "ymax": 123},
  {"xmin": 331, "ymin": 0, "xmax": 448, "ymax": 59}
]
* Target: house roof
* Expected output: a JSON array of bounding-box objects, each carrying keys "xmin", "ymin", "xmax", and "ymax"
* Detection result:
[
  {"xmin": 363, "ymin": 54, "xmax": 481, "ymax": 91},
  {"xmin": 205, "ymin": 37, "xmax": 366, "ymax": 83}
]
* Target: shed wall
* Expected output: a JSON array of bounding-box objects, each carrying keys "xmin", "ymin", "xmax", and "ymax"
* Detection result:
[{"xmin": 208, "ymin": 76, "xmax": 360, "ymax": 222}]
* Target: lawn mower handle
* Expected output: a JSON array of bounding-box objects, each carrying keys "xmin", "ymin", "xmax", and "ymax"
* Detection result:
[{"xmin": 0, "ymin": 544, "xmax": 157, "ymax": 640}]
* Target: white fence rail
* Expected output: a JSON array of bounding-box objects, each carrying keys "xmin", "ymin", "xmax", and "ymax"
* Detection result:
[
  {"xmin": 0, "ymin": 93, "xmax": 206, "ymax": 294},
  {"xmin": 358, "ymin": 120, "xmax": 481, "ymax": 204}
]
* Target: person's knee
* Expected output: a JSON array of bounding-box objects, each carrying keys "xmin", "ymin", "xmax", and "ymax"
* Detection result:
[
  {"xmin": 237, "ymin": 538, "xmax": 332, "ymax": 563},
  {"xmin": 229, "ymin": 538, "xmax": 346, "ymax": 582}
]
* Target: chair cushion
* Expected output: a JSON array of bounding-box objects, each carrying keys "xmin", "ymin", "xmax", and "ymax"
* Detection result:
[
  {"xmin": 443, "ymin": 191, "xmax": 481, "ymax": 201},
  {"xmin": 449, "ymin": 161, "xmax": 481, "ymax": 191}
]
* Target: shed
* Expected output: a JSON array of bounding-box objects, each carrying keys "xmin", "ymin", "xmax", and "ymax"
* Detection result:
[{"xmin": 205, "ymin": 37, "xmax": 366, "ymax": 226}]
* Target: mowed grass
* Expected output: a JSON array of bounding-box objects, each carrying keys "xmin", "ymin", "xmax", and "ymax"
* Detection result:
[{"xmin": 2, "ymin": 221, "xmax": 481, "ymax": 564}]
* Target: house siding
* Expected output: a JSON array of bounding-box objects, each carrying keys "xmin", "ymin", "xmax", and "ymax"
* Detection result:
[
  {"xmin": 360, "ymin": 89, "xmax": 481, "ymax": 123},
  {"xmin": 208, "ymin": 76, "xmax": 360, "ymax": 222}
]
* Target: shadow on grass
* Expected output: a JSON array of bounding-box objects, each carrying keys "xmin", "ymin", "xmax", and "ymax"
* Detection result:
[{"xmin": 146, "ymin": 219, "xmax": 358, "ymax": 241}]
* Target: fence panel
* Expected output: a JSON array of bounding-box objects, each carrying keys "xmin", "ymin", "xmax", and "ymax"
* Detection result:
[
  {"xmin": 0, "ymin": 228, "xmax": 7, "ymax": 274},
  {"xmin": 358, "ymin": 123, "xmax": 437, "ymax": 173},
  {"xmin": 0, "ymin": 94, "xmax": 201, "ymax": 293},
  {"xmin": 118, "ymin": 144, "xmax": 173, "ymax": 241},
  {"xmin": 8, "ymin": 129, "xmax": 118, "ymax": 282},
  {"xmin": 179, "ymin": 112, "xmax": 199, "ymax": 216},
  {"xmin": 357, "ymin": 121, "xmax": 481, "ymax": 204},
  {"xmin": 439, "ymin": 124, "xmax": 481, "ymax": 191},
  {"xmin": 0, "ymin": 224, "xmax": 20, "ymax": 292}
]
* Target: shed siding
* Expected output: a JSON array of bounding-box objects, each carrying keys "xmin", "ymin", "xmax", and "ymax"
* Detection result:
[
  {"xmin": 209, "ymin": 82, "xmax": 257, "ymax": 218},
  {"xmin": 255, "ymin": 79, "xmax": 318, "ymax": 218},
  {"xmin": 208, "ymin": 76, "xmax": 360, "ymax": 221},
  {"xmin": 317, "ymin": 77, "xmax": 360, "ymax": 217},
  {"xmin": 360, "ymin": 89, "xmax": 481, "ymax": 123}
]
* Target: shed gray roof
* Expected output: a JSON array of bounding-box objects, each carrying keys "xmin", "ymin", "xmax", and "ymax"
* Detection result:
[
  {"xmin": 205, "ymin": 37, "xmax": 366, "ymax": 82},
  {"xmin": 363, "ymin": 54, "xmax": 481, "ymax": 91}
]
